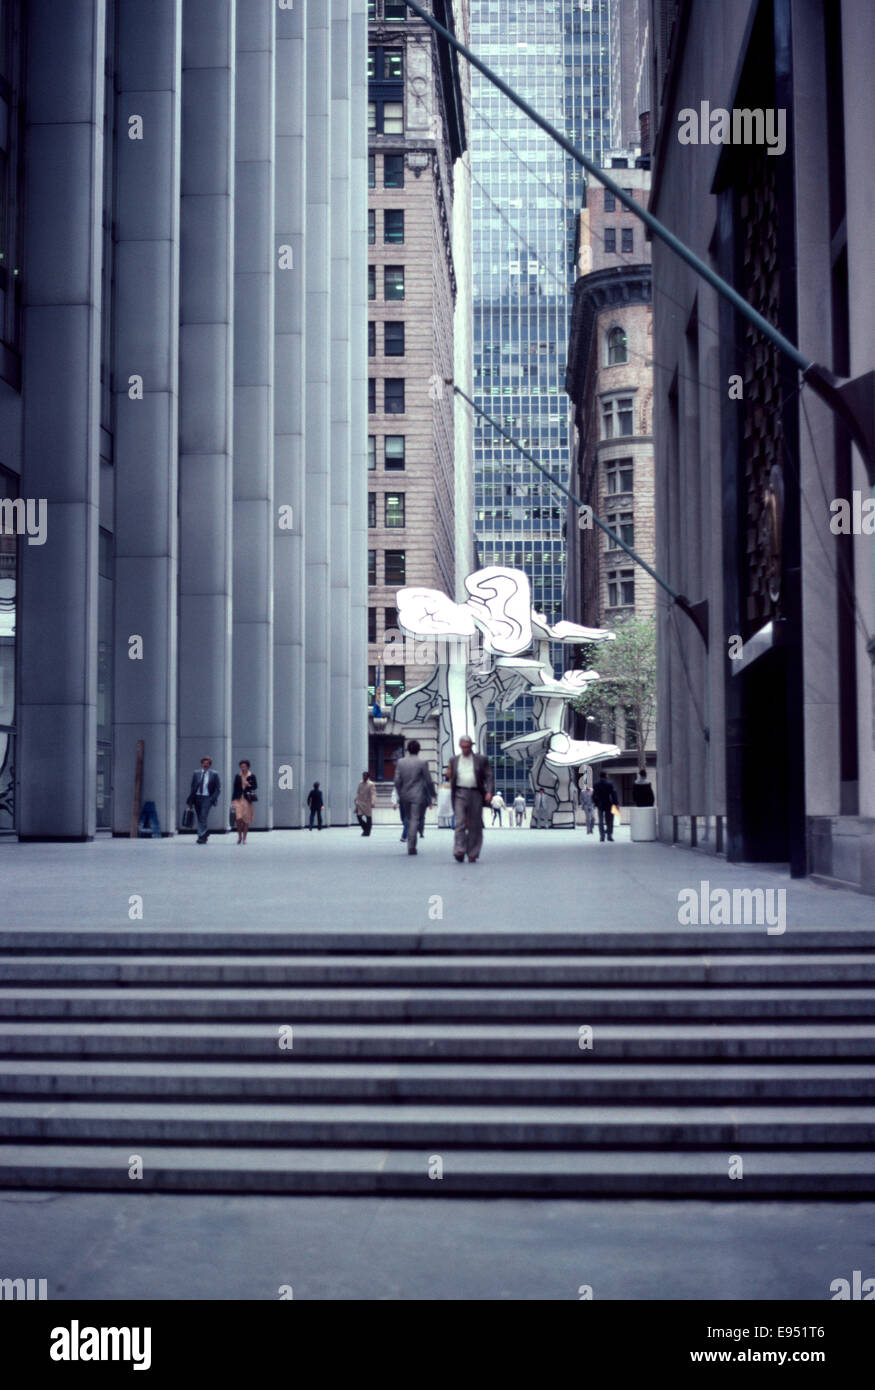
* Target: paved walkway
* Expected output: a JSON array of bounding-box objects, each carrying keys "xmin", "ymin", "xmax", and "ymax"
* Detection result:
[{"xmin": 1, "ymin": 824, "xmax": 871, "ymax": 934}]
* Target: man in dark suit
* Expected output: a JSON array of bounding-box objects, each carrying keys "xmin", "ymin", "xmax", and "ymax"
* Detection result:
[
  {"xmin": 448, "ymin": 735, "xmax": 494, "ymax": 863},
  {"xmin": 592, "ymin": 768, "xmax": 618, "ymax": 842},
  {"xmin": 307, "ymin": 782, "xmax": 324, "ymax": 830},
  {"xmin": 187, "ymin": 756, "xmax": 221, "ymax": 844},
  {"xmin": 393, "ymin": 740, "xmax": 436, "ymax": 856}
]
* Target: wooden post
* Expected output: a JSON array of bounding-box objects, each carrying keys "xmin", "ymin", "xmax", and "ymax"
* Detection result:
[{"xmin": 130, "ymin": 739, "xmax": 144, "ymax": 838}]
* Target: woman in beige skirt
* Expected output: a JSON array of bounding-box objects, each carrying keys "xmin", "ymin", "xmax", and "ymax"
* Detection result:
[{"xmin": 231, "ymin": 760, "xmax": 257, "ymax": 845}]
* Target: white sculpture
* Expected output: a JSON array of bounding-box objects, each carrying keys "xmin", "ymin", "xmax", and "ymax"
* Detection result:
[{"xmin": 388, "ymin": 567, "xmax": 620, "ymax": 826}]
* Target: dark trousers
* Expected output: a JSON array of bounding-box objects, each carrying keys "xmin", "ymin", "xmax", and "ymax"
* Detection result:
[
  {"xmin": 356, "ymin": 814, "xmax": 372, "ymax": 836},
  {"xmin": 400, "ymin": 798, "xmax": 425, "ymax": 853},
  {"xmin": 309, "ymin": 807, "xmax": 323, "ymax": 829},
  {"xmin": 193, "ymin": 795, "xmax": 214, "ymax": 839},
  {"xmin": 453, "ymin": 788, "xmax": 484, "ymax": 860},
  {"xmin": 597, "ymin": 806, "xmax": 613, "ymax": 841}
]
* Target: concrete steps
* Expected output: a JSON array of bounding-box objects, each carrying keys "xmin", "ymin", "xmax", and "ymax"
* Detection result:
[
  {"xmin": 1, "ymin": 926, "xmax": 874, "ymax": 1194},
  {"xmin": 2, "ymin": 987, "xmax": 874, "ymax": 1022},
  {"xmin": 3, "ymin": 953, "xmax": 875, "ymax": 985}
]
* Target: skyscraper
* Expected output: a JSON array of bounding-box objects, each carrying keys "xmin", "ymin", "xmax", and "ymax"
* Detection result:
[{"xmin": 469, "ymin": 0, "xmax": 613, "ymax": 797}]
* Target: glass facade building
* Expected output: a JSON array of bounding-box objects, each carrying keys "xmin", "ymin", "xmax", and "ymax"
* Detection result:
[{"xmin": 469, "ymin": 0, "xmax": 613, "ymax": 797}]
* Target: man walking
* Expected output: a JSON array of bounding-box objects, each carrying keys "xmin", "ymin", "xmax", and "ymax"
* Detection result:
[
  {"xmin": 354, "ymin": 771, "xmax": 376, "ymax": 836},
  {"xmin": 592, "ymin": 768, "xmax": 618, "ymax": 842},
  {"xmin": 393, "ymin": 740, "xmax": 436, "ymax": 856},
  {"xmin": 187, "ymin": 756, "xmax": 221, "ymax": 845},
  {"xmin": 490, "ymin": 790, "xmax": 506, "ymax": 826},
  {"xmin": 513, "ymin": 792, "xmax": 526, "ymax": 827},
  {"xmin": 448, "ymin": 735, "xmax": 493, "ymax": 863},
  {"xmin": 307, "ymin": 782, "xmax": 324, "ymax": 830}
]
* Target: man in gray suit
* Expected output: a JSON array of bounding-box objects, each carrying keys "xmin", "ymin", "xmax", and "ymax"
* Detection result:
[
  {"xmin": 393, "ymin": 739, "xmax": 436, "ymax": 857},
  {"xmin": 448, "ymin": 735, "xmax": 494, "ymax": 863},
  {"xmin": 187, "ymin": 756, "xmax": 221, "ymax": 844}
]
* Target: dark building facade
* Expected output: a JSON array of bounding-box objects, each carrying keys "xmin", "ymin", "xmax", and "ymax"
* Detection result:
[{"xmin": 649, "ymin": 0, "xmax": 875, "ymax": 890}]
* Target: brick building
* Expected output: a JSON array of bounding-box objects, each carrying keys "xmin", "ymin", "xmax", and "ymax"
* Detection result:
[
  {"xmin": 366, "ymin": 0, "xmax": 471, "ymax": 788},
  {"xmin": 564, "ymin": 153, "xmax": 656, "ymax": 804}
]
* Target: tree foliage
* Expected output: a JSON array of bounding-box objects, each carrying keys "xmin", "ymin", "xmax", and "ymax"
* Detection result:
[{"xmin": 572, "ymin": 614, "xmax": 657, "ymax": 765}]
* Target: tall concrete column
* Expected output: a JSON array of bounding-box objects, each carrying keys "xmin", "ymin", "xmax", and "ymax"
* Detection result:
[
  {"xmin": 17, "ymin": 1, "xmax": 106, "ymax": 839},
  {"xmin": 233, "ymin": 0, "xmax": 275, "ymax": 825},
  {"xmin": 329, "ymin": 0, "xmax": 353, "ymax": 818},
  {"xmin": 304, "ymin": 1, "xmax": 332, "ymax": 809},
  {"xmin": 274, "ymin": 0, "xmax": 307, "ymax": 826},
  {"xmin": 348, "ymin": 1, "xmax": 369, "ymax": 792},
  {"xmin": 177, "ymin": 0, "xmax": 235, "ymax": 821},
  {"xmin": 111, "ymin": 0, "xmax": 182, "ymax": 836}
]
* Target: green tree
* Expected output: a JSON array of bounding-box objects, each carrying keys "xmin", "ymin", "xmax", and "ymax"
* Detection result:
[{"xmin": 573, "ymin": 615, "xmax": 657, "ymax": 767}]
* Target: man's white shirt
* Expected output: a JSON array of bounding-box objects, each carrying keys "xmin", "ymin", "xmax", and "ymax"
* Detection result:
[{"xmin": 456, "ymin": 754, "xmax": 477, "ymax": 788}]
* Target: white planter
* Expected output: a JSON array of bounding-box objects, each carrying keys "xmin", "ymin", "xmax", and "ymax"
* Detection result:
[{"xmin": 630, "ymin": 806, "xmax": 657, "ymax": 841}]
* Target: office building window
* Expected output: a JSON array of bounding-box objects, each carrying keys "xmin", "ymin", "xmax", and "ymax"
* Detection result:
[
  {"xmin": 384, "ymin": 2, "xmax": 407, "ymax": 20},
  {"xmin": 605, "ymin": 457, "xmax": 634, "ymax": 494},
  {"xmin": 604, "ymin": 227, "xmax": 616, "ymax": 253},
  {"xmin": 368, "ymin": 266, "xmax": 375, "ymax": 300},
  {"xmin": 605, "ymin": 510, "xmax": 634, "ymax": 548},
  {"xmin": 384, "ymin": 606, "xmax": 397, "ymax": 632},
  {"xmin": 371, "ymin": 100, "xmax": 403, "ymax": 135},
  {"xmin": 604, "ymin": 190, "xmax": 615, "ymax": 211},
  {"xmin": 385, "ymin": 665, "xmax": 405, "ymax": 704},
  {"xmin": 367, "ymin": 549, "xmax": 376, "ymax": 585},
  {"xmin": 368, "ymin": 321, "xmax": 375, "ymax": 357},
  {"xmin": 384, "ymin": 435, "xmax": 405, "ymax": 470},
  {"xmin": 385, "ymin": 550, "xmax": 406, "ymax": 585},
  {"xmin": 368, "ymin": 379, "xmax": 376, "ymax": 414},
  {"xmin": 368, "ymin": 153, "xmax": 375, "ymax": 187},
  {"xmin": 368, "ymin": 607, "xmax": 377, "ymax": 644},
  {"xmin": 383, "ymin": 51, "xmax": 403, "ymax": 80},
  {"xmin": 385, "ymin": 493, "xmax": 405, "ymax": 528},
  {"xmin": 607, "ymin": 326, "xmax": 628, "ymax": 364},
  {"xmin": 384, "ymin": 154, "xmax": 404, "ymax": 187},
  {"xmin": 367, "ymin": 0, "xmax": 376, "ymax": 19},
  {"xmin": 607, "ymin": 568, "xmax": 635, "ymax": 608},
  {"xmin": 368, "ymin": 436, "xmax": 376, "ymax": 472},
  {"xmin": 384, "ymin": 265, "xmax": 404, "ymax": 300},
  {"xmin": 368, "ymin": 209, "xmax": 375, "ymax": 244},
  {"xmin": 602, "ymin": 396, "xmax": 634, "ymax": 438},
  {"xmin": 384, "ymin": 378, "xmax": 405, "ymax": 413},
  {"xmin": 384, "ymin": 209, "xmax": 404, "ymax": 243},
  {"xmin": 384, "ymin": 321, "xmax": 404, "ymax": 356},
  {"xmin": 621, "ymin": 227, "xmax": 634, "ymax": 253},
  {"xmin": 368, "ymin": 492, "xmax": 377, "ymax": 528},
  {"xmin": 368, "ymin": 101, "xmax": 376, "ymax": 132}
]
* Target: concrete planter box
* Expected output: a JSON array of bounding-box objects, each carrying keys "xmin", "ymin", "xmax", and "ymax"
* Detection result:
[{"xmin": 630, "ymin": 807, "xmax": 657, "ymax": 841}]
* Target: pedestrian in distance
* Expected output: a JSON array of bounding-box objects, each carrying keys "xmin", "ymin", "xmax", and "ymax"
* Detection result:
[
  {"xmin": 592, "ymin": 769, "xmax": 618, "ymax": 842},
  {"xmin": 354, "ymin": 771, "xmax": 377, "ymax": 836},
  {"xmin": 393, "ymin": 739, "xmax": 436, "ymax": 856},
  {"xmin": 448, "ymin": 735, "xmax": 494, "ymax": 863},
  {"xmin": 532, "ymin": 788, "xmax": 551, "ymax": 829},
  {"xmin": 231, "ymin": 759, "xmax": 258, "ymax": 846},
  {"xmin": 580, "ymin": 782, "xmax": 596, "ymax": 835},
  {"xmin": 513, "ymin": 792, "xmax": 526, "ymax": 827},
  {"xmin": 307, "ymin": 782, "xmax": 324, "ymax": 830},
  {"xmin": 490, "ymin": 790, "xmax": 506, "ymax": 826},
  {"xmin": 436, "ymin": 774, "xmax": 454, "ymax": 829},
  {"xmin": 187, "ymin": 756, "xmax": 221, "ymax": 845}
]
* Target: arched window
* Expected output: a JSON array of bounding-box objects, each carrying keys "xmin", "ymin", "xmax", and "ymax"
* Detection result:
[{"xmin": 607, "ymin": 326, "xmax": 628, "ymax": 365}]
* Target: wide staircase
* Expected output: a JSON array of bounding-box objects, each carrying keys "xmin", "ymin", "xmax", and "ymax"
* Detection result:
[{"xmin": 0, "ymin": 924, "xmax": 873, "ymax": 1194}]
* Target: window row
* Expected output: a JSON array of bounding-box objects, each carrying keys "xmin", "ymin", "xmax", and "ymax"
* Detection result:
[
  {"xmin": 368, "ymin": 435, "xmax": 405, "ymax": 470},
  {"xmin": 367, "ymin": 548, "xmax": 406, "ymax": 586},
  {"xmin": 368, "ymin": 378, "xmax": 405, "ymax": 414},
  {"xmin": 368, "ymin": 264, "xmax": 405, "ymax": 300},
  {"xmin": 368, "ymin": 491, "xmax": 406, "ymax": 529},
  {"xmin": 368, "ymin": 153, "xmax": 405, "ymax": 189},
  {"xmin": 368, "ymin": 100, "xmax": 403, "ymax": 136},
  {"xmin": 368, "ymin": 47, "xmax": 403, "ymax": 81},
  {"xmin": 604, "ymin": 227, "xmax": 634, "ymax": 254},
  {"xmin": 367, "ymin": 607, "xmax": 399, "ymax": 644},
  {"xmin": 367, "ymin": 665, "xmax": 406, "ymax": 708},
  {"xmin": 368, "ymin": 209, "xmax": 404, "ymax": 244},
  {"xmin": 367, "ymin": 2, "xmax": 407, "ymax": 21},
  {"xmin": 368, "ymin": 321, "xmax": 405, "ymax": 357}
]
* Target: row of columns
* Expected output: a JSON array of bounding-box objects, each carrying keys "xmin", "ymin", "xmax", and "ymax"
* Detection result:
[{"xmin": 16, "ymin": 0, "xmax": 368, "ymax": 838}]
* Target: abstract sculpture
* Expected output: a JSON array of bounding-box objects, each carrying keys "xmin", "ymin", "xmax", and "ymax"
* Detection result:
[{"xmin": 389, "ymin": 566, "xmax": 621, "ymax": 826}]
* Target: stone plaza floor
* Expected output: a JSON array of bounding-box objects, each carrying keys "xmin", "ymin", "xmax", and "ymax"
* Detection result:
[{"xmin": 0, "ymin": 825, "xmax": 873, "ymax": 1300}]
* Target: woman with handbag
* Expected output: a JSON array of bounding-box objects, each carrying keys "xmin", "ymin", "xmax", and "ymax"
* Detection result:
[{"xmin": 231, "ymin": 760, "xmax": 258, "ymax": 845}]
